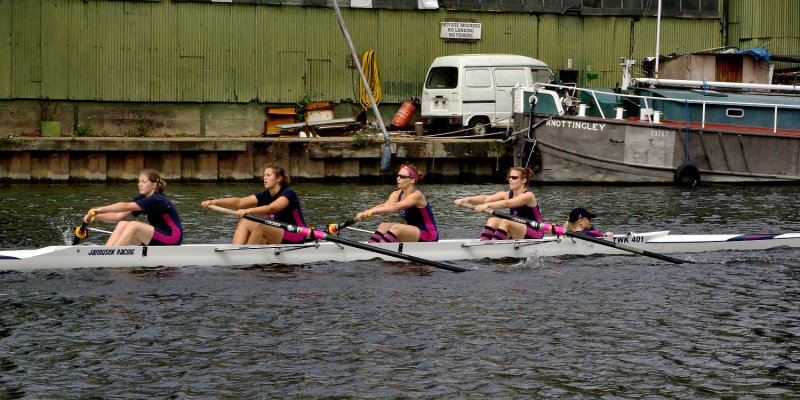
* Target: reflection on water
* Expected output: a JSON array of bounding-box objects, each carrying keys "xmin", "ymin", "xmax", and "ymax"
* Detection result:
[{"xmin": 1, "ymin": 183, "xmax": 799, "ymax": 398}]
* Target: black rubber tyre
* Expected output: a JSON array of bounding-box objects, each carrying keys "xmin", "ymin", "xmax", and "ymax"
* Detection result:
[{"xmin": 674, "ymin": 163, "xmax": 701, "ymax": 187}]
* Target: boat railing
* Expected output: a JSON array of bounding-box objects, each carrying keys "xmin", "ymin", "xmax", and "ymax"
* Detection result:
[{"xmin": 530, "ymin": 82, "xmax": 800, "ymax": 133}]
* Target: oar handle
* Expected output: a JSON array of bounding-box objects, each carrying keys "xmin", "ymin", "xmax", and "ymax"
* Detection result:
[
  {"xmin": 324, "ymin": 219, "xmax": 357, "ymax": 235},
  {"xmin": 72, "ymin": 210, "xmax": 95, "ymax": 245},
  {"xmin": 457, "ymin": 202, "xmax": 689, "ymax": 264},
  {"xmin": 208, "ymin": 205, "xmax": 466, "ymax": 273},
  {"xmin": 74, "ymin": 224, "xmax": 89, "ymax": 239},
  {"xmin": 209, "ymin": 204, "xmax": 238, "ymax": 217}
]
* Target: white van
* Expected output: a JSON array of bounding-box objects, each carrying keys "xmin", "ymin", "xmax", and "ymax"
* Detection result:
[{"xmin": 420, "ymin": 54, "xmax": 552, "ymax": 135}]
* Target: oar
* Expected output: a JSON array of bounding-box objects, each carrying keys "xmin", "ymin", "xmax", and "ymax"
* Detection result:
[
  {"xmin": 325, "ymin": 220, "xmax": 375, "ymax": 235},
  {"xmin": 72, "ymin": 210, "xmax": 95, "ymax": 245},
  {"xmin": 457, "ymin": 203, "xmax": 690, "ymax": 264},
  {"xmin": 324, "ymin": 219, "xmax": 357, "ymax": 235},
  {"xmin": 208, "ymin": 205, "xmax": 466, "ymax": 273}
]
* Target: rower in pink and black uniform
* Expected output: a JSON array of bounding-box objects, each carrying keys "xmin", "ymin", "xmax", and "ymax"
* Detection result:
[
  {"xmin": 563, "ymin": 208, "xmax": 614, "ymax": 237},
  {"xmin": 454, "ymin": 166, "xmax": 545, "ymax": 240},
  {"xmin": 355, "ymin": 162, "xmax": 439, "ymax": 243},
  {"xmin": 201, "ymin": 164, "xmax": 307, "ymax": 245},
  {"xmin": 83, "ymin": 169, "xmax": 183, "ymax": 246}
]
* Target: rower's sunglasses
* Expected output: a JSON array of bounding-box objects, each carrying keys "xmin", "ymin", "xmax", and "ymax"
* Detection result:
[
  {"xmin": 397, "ymin": 174, "xmax": 412, "ymax": 179},
  {"xmin": 507, "ymin": 175, "xmax": 521, "ymax": 180}
]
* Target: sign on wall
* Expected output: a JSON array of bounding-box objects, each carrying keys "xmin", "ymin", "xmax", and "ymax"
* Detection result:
[{"xmin": 439, "ymin": 21, "xmax": 482, "ymax": 41}]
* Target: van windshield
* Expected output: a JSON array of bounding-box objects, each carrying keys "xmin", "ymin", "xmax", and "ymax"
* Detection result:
[
  {"xmin": 425, "ymin": 67, "xmax": 458, "ymax": 89},
  {"xmin": 533, "ymin": 68, "xmax": 554, "ymax": 83}
]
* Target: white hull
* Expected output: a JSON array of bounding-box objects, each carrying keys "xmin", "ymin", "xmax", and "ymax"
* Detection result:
[{"xmin": 2, "ymin": 231, "xmax": 800, "ymax": 271}]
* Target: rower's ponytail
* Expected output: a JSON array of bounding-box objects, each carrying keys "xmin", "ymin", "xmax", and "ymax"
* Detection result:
[
  {"xmin": 508, "ymin": 167, "xmax": 535, "ymax": 186},
  {"xmin": 266, "ymin": 163, "xmax": 291, "ymax": 188},
  {"xmin": 141, "ymin": 169, "xmax": 166, "ymax": 193}
]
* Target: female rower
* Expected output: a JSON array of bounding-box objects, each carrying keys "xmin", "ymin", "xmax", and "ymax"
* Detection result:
[
  {"xmin": 201, "ymin": 164, "xmax": 307, "ymax": 245},
  {"xmin": 83, "ymin": 169, "xmax": 183, "ymax": 246},
  {"xmin": 454, "ymin": 166, "xmax": 544, "ymax": 240},
  {"xmin": 563, "ymin": 208, "xmax": 614, "ymax": 237},
  {"xmin": 355, "ymin": 162, "xmax": 439, "ymax": 243}
]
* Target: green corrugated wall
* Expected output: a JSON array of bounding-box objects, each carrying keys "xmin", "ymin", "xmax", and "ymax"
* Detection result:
[
  {"xmin": 0, "ymin": 0, "xmax": 797, "ymax": 104},
  {"xmin": 728, "ymin": 0, "xmax": 800, "ymax": 70}
]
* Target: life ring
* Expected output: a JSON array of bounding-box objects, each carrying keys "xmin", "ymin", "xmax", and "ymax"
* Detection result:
[{"xmin": 674, "ymin": 163, "xmax": 701, "ymax": 187}]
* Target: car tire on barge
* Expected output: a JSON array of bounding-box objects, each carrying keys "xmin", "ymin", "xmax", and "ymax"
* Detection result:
[{"xmin": 674, "ymin": 163, "xmax": 701, "ymax": 187}]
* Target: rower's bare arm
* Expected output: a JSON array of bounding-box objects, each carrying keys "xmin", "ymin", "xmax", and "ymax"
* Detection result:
[
  {"xmin": 238, "ymin": 196, "xmax": 289, "ymax": 217},
  {"xmin": 498, "ymin": 191, "xmax": 535, "ymax": 209},
  {"xmin": 356, "ymin": 192, "xmax": 398, "ymax": 221},
  {"xmin": 92, "ymin": 211, "xmax": 133, "ymax": 223},
  {"xmin": 201, "ymin": 195, "xmax": 257, "ymax": 210},
  {"xmin": 455, "ymin": 194, "xmax": 486, "ymax": 206},
  {"xmin": 88, "ymin": 201, "xmax": 140, "ymax": 222},
  {"xmin": 475, "ymin": 192, "xmax": 516, "ymax": 211},
  {"xmin": 393, "ymin": 190, "xmax": 423, "ymax": 211},
  {"xmin": 455, "ymin": 192, "xmax": 505, "ymax": 207}
]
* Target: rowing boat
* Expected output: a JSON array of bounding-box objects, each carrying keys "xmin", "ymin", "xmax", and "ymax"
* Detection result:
[{"xmin": 2, "ymin": 230, "xmax": 799, "ymax": 271}]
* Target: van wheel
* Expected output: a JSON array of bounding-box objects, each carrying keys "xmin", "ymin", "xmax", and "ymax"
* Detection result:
[{"xmin": 468, "ymin": 117, "xmax": 491, "ymax": 135}]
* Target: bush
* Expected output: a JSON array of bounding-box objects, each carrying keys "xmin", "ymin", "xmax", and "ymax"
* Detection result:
[{"xmin": 74, "ymin": 123, "xmax": 94, "ymax": 137}]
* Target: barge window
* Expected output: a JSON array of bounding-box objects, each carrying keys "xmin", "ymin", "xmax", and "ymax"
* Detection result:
[{"xmin": 726, "ymin": 108, "xmax": 744, "ymax": 118}]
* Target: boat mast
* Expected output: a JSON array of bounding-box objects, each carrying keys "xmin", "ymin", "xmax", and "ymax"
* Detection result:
[
  {"xmin": 654, "ymin": 0, "xmax": 662, "ymax": 79},
  {"xmin": 330, "ymin": 0, "xmax": 392, "ymax": 170}
]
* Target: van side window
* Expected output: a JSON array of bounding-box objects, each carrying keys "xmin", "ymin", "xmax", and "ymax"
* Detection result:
[
  {"xmin": 495, "ymin": 68, "xmax": 527, "ymax": 87},
  {"xmin": 465, "ymin": 68, "xmax": 492, "ymax": 88},
  {"xmin": 425, "ymin": 67, "xmax": 458, "ymax": 89}
]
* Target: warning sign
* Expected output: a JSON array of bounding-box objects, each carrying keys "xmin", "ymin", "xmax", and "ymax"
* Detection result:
[{"xmin": 440, "ymin": 21, "xmax": 482, "ymax": 41}]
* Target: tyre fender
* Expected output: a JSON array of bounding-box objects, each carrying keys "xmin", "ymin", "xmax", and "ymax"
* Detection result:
[{"xmin": 674, "ymin": 163, "xmax": 701, "ymax": 187}]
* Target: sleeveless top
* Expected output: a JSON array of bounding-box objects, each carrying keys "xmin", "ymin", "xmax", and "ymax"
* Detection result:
[
  {"xmin": 397, "ymin": 189, "xmax": 439, "ymax": 241},
  {"xmin": 508, "ymin": 189, "xmax": 544, "ymax": 239},
  {"xmin": 132, "ymin": 193, "xmax": 183, "ymax": 245},
  {"xmin": 254, "ymin": 186, "xmax": 307, "ymax": 228}
]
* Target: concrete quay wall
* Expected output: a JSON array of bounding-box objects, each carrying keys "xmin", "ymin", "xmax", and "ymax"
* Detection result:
[
  {"xmin": 1, "ymin": 99, "xmax": 380, "ymax": 138},
  {"xmin": 0, "ymin": 137, "xmax": 513, "ymax": 183}
]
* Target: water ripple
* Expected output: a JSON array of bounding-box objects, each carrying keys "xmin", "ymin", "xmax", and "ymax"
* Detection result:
[{"xmin": 2, "ymin": 184, "xmax": 800, "ymax": 397}]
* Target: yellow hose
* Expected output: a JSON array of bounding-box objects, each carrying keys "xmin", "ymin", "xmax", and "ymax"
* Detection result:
[{"xmin": 359, "ymin": 50, "xmax": 381, "ymax": 110}]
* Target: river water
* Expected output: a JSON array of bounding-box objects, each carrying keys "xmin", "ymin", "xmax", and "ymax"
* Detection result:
[{"xmin": 1, "ymin": 182, "xmax": 799, "ymax": 398}]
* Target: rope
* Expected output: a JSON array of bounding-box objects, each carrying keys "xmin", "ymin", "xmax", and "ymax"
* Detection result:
[
  {"xmin": 420, "ymin": 114, "xmax": 554, "ymax": 142},
  {"xmin": 359, "ymin": 50, "xmax": 381, "ymax": 110},
  {"xmin": 684, "ymin": 100, "xmax": 691, "ymax": 163}
]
